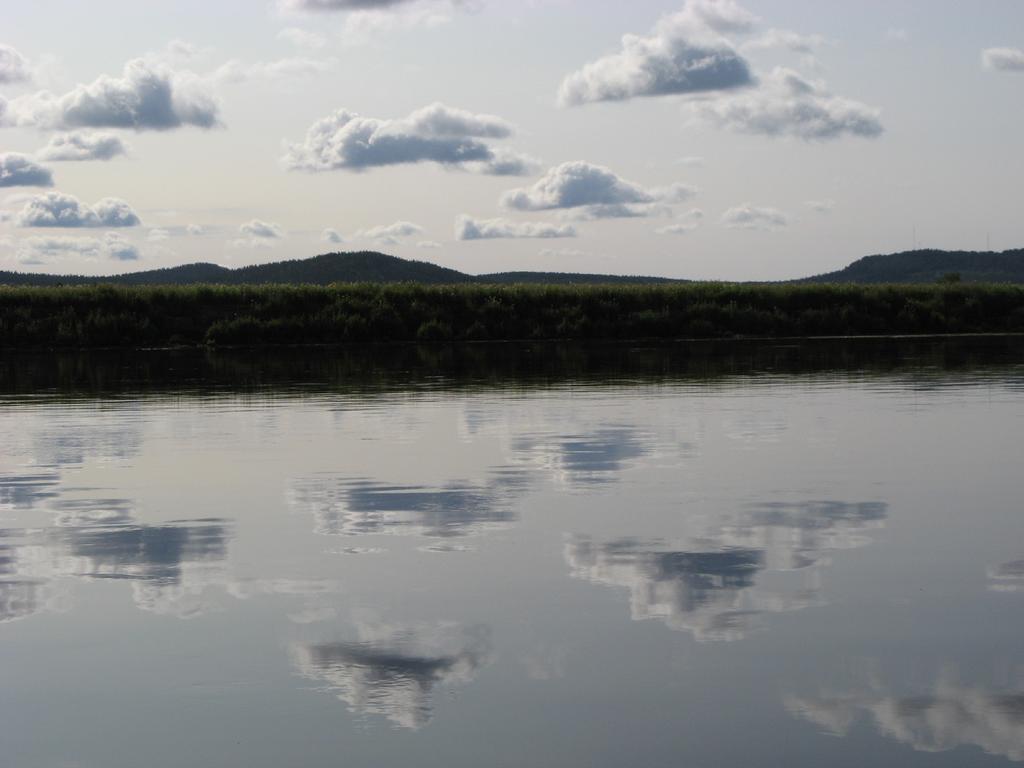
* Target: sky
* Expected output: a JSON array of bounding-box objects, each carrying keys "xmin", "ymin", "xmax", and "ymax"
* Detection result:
[{"xmin": 1, "ymin": 0, "xmax": 1022, "ymax": 281}]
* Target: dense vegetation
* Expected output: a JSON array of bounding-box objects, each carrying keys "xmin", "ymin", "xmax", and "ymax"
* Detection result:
[
  {"xmin": 2, "ymin": 248, "xmax": 1023, "ymax": 288},
  {"xmin": 2, "ymin": 282, "xmax": 1024, "ymax": 348}
]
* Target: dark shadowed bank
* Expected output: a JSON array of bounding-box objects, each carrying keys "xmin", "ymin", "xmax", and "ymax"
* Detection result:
[
  {"xmin": 2, "ymin": 283, "xmax": 1024, "ymax": 348},
  {"xmin": 2, "ymin": 336, "xmax": 1022, "ymax": 400}
]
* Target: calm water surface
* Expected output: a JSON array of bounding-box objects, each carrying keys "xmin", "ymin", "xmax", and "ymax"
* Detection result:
[{"xmin": 1, "ymin": 339, "xmax": 1023, "ymax": 767}]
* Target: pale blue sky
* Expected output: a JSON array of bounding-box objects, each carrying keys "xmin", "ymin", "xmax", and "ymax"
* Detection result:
[{"xmin": 1, "ymin": 0, "xmax": 1022, "ymax": 279}]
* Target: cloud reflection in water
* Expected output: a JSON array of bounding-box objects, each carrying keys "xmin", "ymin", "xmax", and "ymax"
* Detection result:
[
  {"xmin": 293, "ymin": 623, "xmax": 492, "ymax": 729},
  {"xmin": 567, "ymin": 499, "xmax": 888, "ymax": 640},
  {"xmin": 788, "ymin": 681, "xmax": 1024, "ymax": 762}
]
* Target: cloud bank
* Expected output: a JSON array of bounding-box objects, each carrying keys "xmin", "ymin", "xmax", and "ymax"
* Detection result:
[
  {"xmin": 36, "ymin": 132, "xmax": 129, "ymax": 161},
  {"xmin": 558, "ymin": 1, "xmax": 756, "ymax": 106},
  {"xmin": 357, "ymin": 220, "xmax": 424, "ymax": 245},
  {"xmin": 15, "ymin": 232, "xmax": 140, "ymax": 264},
  {"xmin": 2, "ymin": 59, "xmax": 220, "ymax": 131},
  {"xmin": 16, "ymin": 192, "xmax": 140, "ymax": 228},
  {"xmin": 455, "ymin": 215, "xmax": 576, "ymax": 240},
  {"xmin": 698, "ymin": 67, "xmax": 883, "ymax": 140},
  {"xmin": 721, "ymin": 204, "xmax": 788, "ymax": 230},
  {"xmin": 233, "ymin": 219, "xmax": 285, "ymax": 248},
  {"xmin": 501, "ymin": 161, "xmax": 692, "ymax": 220},
  {"xmin": 282, "ymin": 102, "xmax": 531, "ymax": 175}
]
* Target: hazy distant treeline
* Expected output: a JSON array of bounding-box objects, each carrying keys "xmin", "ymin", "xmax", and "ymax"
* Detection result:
[{"xmin": 1, "ymin": 283, "xmax": 1023, "ymax": 348}]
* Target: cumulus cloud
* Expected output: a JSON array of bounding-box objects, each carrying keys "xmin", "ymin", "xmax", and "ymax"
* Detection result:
[
  {"xmin": 721, "ymin": 204, "xmax": 788, "ymax": 230},
  {"xmin": 103, "ymin": 232, "xmax": 140, "ymax": 261},
  {"xmin": 186, "ymin": 224, "xmax": 205, "ymax": 236},
  {"xmin": 416, "ymin": 240, "xmax": 441, "ymax": 249},
  {"xmin": 0, "ymin": 154, "xmax": 54, "ymax": 188},
  {"xmin": 16, "ymin": 192, "xmax": 140, "ymax": 228},
  {"xmin": 698, "ymin": 67, "xmax": 883, "ymax": 140},
  {"xmin": 557, "ymin": 1, "xmax": 756, "ymax": 106},
  {"xmin": 282, "ymin": 102, "xmax": 530, "ymax": 175},
  {"xmin": 0, "ymin": 44, "xmax": 31, "ymax": 85},
  {"xmin": 36, "ymin": 131, "xmax": 129, "ymax": 162},
  {"xmin": 1, "ymin": 58, "xmax": 220, "ymax": 131},
  {"xmin": 322, "ymin": 227, "xmax": 344, "ymax": 244},
  {"xmin": 982, "ymin": 47, "xmax": 1024, "ymax": 73},
  {"xmin": 655, "ymin": 208, "xmax": 704, "ymax": 234},
  {"xmin": 455, "ymin": 215, "xmax": 576, "ymax": 241},
  {"xmin": 233, "ymin": 219, "xmax": 285, "ymax": 248},
  {"xmin": 357, "ymin": 220, "xmax": 423, "ymax": 245},
  {"xmin": 15, "ymin": 232, "xmax": 140, "ymax": 264},
  {"xmin": 501, "ymin": 161, "xmax": 692, "ymax": 222}
]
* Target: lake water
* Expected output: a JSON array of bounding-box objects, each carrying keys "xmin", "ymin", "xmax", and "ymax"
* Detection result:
[{"xmin": 2, "ymin": 338, "xmax": 1024, "ymax": 768}]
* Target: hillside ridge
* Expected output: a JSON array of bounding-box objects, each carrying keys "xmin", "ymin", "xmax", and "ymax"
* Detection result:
[{"xmin": 1, "ymin": 248, "xmax": 1022, "ymax": 286}]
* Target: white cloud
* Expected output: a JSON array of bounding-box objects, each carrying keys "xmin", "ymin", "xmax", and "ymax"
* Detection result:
[
  {"xmin": 982, "ymin": 47, "xmax": 1024, "ymax": 73},
  {"xmin": 322, "ymin": 228, "xmax": 344, "ymax": 244},
  {"xmin": 282, "ymin": 102, "xmax": 529, "ymax": 175},
  {"xmin": 455, "ymin": 215, "xmax": 577, "ymax": 240},
  {"xmin": 885, "ymin": 27, "xmax": 909, "ymax": 42},
  {"xmin": 655, "ymin": 208, "xmax": 704, "ymax": 234},
  {"xmin": 36, "ymin": 131, "xmax": 129, "ymax": 162},
  {"xmin": 698, "ymin": 67, "xmax": 883, "ymax": 140},
  {"xmin": 416, "ymin": 240, "xmax": 441, "ymax": 249},
  {"xmin": 186, "ymin": 224, "xmax": 205, "ymax": 236},
  {"xmin": 16, "ymin": 235, "xmax": 100, "ymax": 263},
  {"xmin": 232, "ymin": 219, "xmax": 285, "ymax": 248},
  {"xmin": 14, "ymin": 232, "xmax": 140, "ymax": 264},
  {"xmin": 721, "ymin": 204, "xmax": 788, "ymax": 230},
  {"xmin": 0, "ymin": 44, "xmax": 31, "ymax": 85},
  {"xmin": 357, "ymin": 220, "xmax": 423, "ymax": 245},
  {"xmin": 0, "ymin": 154, "xmax": 53, "ymax": 188},
  {"xmin": 277, "ymin": 27, "xmax": 327, "ymax": 49},
  {"xmin": 2, "ymin": 58, "xmax": 220, "ymax": 131},
  {"xmin": 16, "ymin": 192, "xmax": 140, "ymax": 228},
  {"xmin": 557, "ymin": 1, "xmax": 756, "ymax": 107},
  {"xmin": 104, "ymin": 231, "xmax": 140, "ymax": 261},
  {"xmin": 501, "ymin": 161, "xmax": 692, "ymax": 222}
]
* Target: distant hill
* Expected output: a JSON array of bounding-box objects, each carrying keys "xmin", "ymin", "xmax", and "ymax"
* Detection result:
[
  {"xmin": 797, "ymin": 249, "xmax": 1024, "ymax": 284},
  {"xmin": 476, "ymin": 271, "xmax": 682, "ymax": 285},
  {"xmin": 1, "ymin": 248, "xmax": 1023, "ymax": 287},
  {"xmin": 0, "ymin": 252, "xmax": 472, "ymax": 287},
  {"xmin": 0, "ymin": 251, "xmax": 680, "ymax": 287}
]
